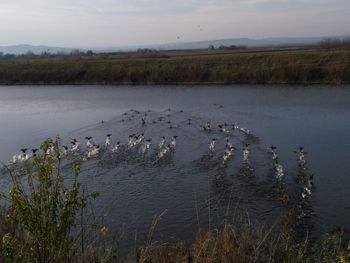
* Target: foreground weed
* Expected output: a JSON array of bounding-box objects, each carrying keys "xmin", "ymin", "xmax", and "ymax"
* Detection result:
[{"xmin": 0, "ymin": 137, "xmax": 86, "ymax": 262}]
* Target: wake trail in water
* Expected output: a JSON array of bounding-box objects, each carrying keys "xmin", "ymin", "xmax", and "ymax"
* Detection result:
[{"xmin": 0, "ymin": 108, "xmax": 317, "ymax": 240}]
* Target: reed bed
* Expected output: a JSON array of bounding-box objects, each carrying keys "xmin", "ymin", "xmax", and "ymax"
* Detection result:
[{"xmin": 0, "ymin": 48, "xmax": 349, "ymax": 85}]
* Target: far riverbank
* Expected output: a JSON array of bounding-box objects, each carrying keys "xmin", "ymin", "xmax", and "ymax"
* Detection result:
[{"xmin": 0, "ymin": 47, "xmax": 349, "ymax": 85}]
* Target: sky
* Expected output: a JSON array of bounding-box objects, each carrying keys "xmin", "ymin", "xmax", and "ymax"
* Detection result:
[{"xmin": 0, "ymin": 0, "xmax": 349, "ymax": 47}]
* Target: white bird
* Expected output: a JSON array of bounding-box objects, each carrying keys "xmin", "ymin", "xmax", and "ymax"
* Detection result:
[
  {"xmin": 112, "ymin": 141, "xmax": 121, "ymax": 153},
  {"xmin": 170, "ymin": 136, "xmax": 178, "ymax": 150},
  {"xmin": 231, "ymin": 123, "xmax": 239, "ymax": 130},
  {"xmin": 307, "ymin": 174, "xmax": 314, "ymax": 188},
  {"xmin": 304, "ymin": 186, "xmax": 312, "ymax": 196},
  {"xmin": 158, "ymin": 136, "xmax": 166, "ymax": 149},
  {"xmin": 226, "ymin": 139, "xmax": 234, "ymax": 149},
  {"xmin": 17, "ymin": 148, "xmax": 29, "ymax": 162},
  {"xmin": 267, "ymin": 146, "xmax": 276, "ymax": 153},
  {"xmin": 157, "ymin": 144, "xmax": 171, "ymax": 160},
  {"xmin": 62, "ymin": 145, "xmax": 69, "ymax": 156},
  {"xmin": 71, "ymin": 139, "xmax": 80, "ymax": 152},
  {"xmin": 272, "ymin": 152, "xmax": 278, "ymax": 161},
  {"xmin": 105, "ymin": 134, "xmax": 111, "ymax": 148},
  {"xmin": 127, "ymin": 135, "xmax": 136, "ymax": 148},
  {"xmin": 208, "ymin": 138, "xmax": 216, "ymax": 153},
  {"xmin": 268, "ymin": 146, "xmax": 278, "ymax": 162},
  {"xmin": 203, "ymin": 122, "xmax": 211, "ymax": 132},
  {"xmin": 140, "ymin": 139, "xmax": 152, "ymax": 154},
  {"xmin": 11, "ymin": 154, "xmax": 18, "ymax": 164},
  {"xmin": 275, "ymin": 163, "xmax": 284, "ymax": 180},
  {"xmin": 31, "ymin": 149, "xmax": 39, "ymax": 158},
  {"xmin": 46, "ymin": 143, "xmax": 54, "ymax": 155},
  {"xmin": 301, "ymin": 185, "xmax": 312, "ymax": 199},
  {"xmin": 222, "ymin": 146, "xmax": 234, "ymax": 165},
  {"xmin": 242, "ymin": 144, "xmax": 250, "ymax": 163},
  {"xmin": 297, "ymin": 147, "xmax": 306, "ymax": 166},
  {"xmin": 218, "ymin": 125, "xmax": 230, "ymax": 136},
  {"xmin": 87, "ymin": 145, "xmax": 100, "ymax": 158},
  {"xmin": 127, "ymin": 133, "xmax": 143, "ymax": 149},
  {"xmin": 239, "ymin": 127, "xmax": 250, "ymax": 135},
  {"xmin": 135, "ymin": 133, "xmax": 144, "ymax": 145},
  {"xmin": 85, "ymin": 136, "xmax": 93, "ymax": 149}
]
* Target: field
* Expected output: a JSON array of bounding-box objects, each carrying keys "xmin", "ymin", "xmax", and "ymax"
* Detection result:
[{"xmin": 0, "ymin": 46, "xmax": 350, "ymax": 85}]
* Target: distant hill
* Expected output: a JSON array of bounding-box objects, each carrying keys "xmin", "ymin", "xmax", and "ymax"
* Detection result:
[
  {"xmin": 150, "ymin": 37, "xmax": 327, "ymax": 50},
  {"xmin": 0, "ymin": 37, "xmax": 346, "ymax": 55},
  {"xmin": 93, "ymin": 37, "xmax": 329, "ymax": 52}
]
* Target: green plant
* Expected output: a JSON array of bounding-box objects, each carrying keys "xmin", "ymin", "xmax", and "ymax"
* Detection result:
[
  {"xmin": 315, "ymin": 229, "xmax": 350, "ymax": 263},
  {"xmin": 0, "ymin": 137, "xmax": 86, "ymax": 263}
]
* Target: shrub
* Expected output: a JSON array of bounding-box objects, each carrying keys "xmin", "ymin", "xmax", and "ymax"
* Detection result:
[
  {"xmin": 314, "ymin": 228, "xmax": 350, "ymax": 263},
  {"xmin": 0, "ymin": 137, "xmax": 86, "ymax": 263}
]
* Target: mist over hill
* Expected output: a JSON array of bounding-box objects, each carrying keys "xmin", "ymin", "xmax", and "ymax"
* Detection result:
[
  {"xmin": 93, "ymin": 37, "xmax": 327, "ymax": 53},
  {"xmin": 148, "ymin": 37, "xmax": 326, "ymax": 50},
  {"xmin": 0, "ymin": 36, "xmax": 345, "ymax": 55}
]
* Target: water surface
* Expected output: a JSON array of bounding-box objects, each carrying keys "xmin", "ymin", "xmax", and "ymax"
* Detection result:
[{"xmin": 0, "ymin": 85, "xmax": 349, "ymax": 251}]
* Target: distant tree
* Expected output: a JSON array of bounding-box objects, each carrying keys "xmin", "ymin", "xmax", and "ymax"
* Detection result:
[
  {"xmin": 208, "ymin": 45, "xmax": 215, "ymax": 51},
  {"xmin": 136, "ymin": 48, "xmax": 159, "ymax": 55},
  {"xmin": 86, "ymin": 50, "xmax": 94, "ymax": 56},
  {"xmin": 3, "ymin": 54, "xmax": 15, "ymax": 59},
  {"xmin": 56, "ymin": 51, "xmax": 67, "ymax": 57},
  {"xmin": 238, "ymin": 45, "xmax": 248, "ymax": 50},
  {"xmin": 320, "ymin": 37, "xmax": 350, "ymax": 49},
  {"xmin": 214, "ymin": 45, "xmax": 247, "ymax": 51},
  {"xmin": 40, "ymin": 51, "xmax": 52, "ymax": 57},
  {"xmin": 70, "ymin": 49, "xmax": 81, "ymax": 56},
  {"xmin": 25, "ymin": 51, "xmax": 35, "ymax": 58}
]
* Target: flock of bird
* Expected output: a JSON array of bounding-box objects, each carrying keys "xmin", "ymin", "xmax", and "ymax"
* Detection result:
[
  {"xmin": 7, "ymin": 132, "xmax": 180, "ymax": 165},
  {"xmin": 266, "ymin": 145, "xmax": 314, "ymax": 208},
  {"xmin": 3, "ymin": 108, "xmax": 314, "ymax": 219}
]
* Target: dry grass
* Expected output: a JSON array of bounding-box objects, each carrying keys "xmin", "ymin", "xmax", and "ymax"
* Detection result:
[
  {"xmin": 2, "ymin": 200, "xmax": 350, "ymax": 262},
  {"xmin": 0, "ymin": 48, "xmax": 349, "ymax": 85},
  {"xmin": 136, "ymin": 210, "xmax": 308, "ymax": 263}
]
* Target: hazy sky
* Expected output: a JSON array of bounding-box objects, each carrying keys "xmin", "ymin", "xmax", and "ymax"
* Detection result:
[{"xmin": 0, "ymin": 0, "xmax": 349, "ymax": 47}]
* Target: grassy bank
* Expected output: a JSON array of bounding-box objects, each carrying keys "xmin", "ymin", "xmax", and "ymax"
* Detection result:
[
  {"xmin": 0, "ymin": 47, "xmax": 350, "ymax": 85},
  {"xmin": 1, "ymin": 137, "xmax": 350, "ymax": 262}
]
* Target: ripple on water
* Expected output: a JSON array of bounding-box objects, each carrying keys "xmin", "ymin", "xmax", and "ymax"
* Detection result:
[{"xmin": 0, "ymin": 108, "xmax": 319, "ymax": 252}]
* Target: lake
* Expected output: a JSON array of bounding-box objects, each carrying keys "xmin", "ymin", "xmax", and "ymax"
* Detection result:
[{"xmin": 0, "ymin": 85, "xmax": 349, "ymax": 252}]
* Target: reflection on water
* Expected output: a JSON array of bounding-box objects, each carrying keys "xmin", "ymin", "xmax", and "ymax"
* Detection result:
[{"xmin": 0, "ymin": 85, "xmax": 350, "ymax": 251}]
